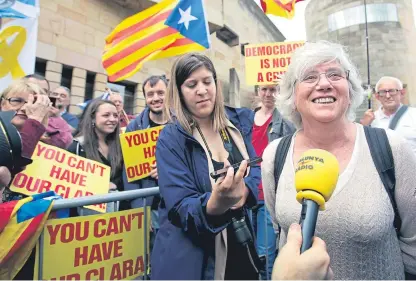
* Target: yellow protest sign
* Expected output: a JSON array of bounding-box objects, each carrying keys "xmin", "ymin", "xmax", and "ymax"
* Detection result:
[
  {"xmin": 244, "ymin": 41, "xmax": 305, "ymax": 85},
  {"xmin": 34, "ymin": 208, "xmax": 151, "ymax": 280},
  {"xmin": 10, "ymin": 142, "xmax": 110, "ymax": 213},
  {"xmin": 120, "ymin": 126, "xmax": 164, "ymax": 182}
]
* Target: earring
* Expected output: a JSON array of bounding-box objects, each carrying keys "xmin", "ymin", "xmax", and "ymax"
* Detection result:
[{"xmin": 92, "ymin": 122, "xmax": 95, "ymax": 127}]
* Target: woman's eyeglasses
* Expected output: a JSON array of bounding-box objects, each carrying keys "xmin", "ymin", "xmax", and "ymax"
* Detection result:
[
  {"xmin": 3, "ymin": 97, "xmax": 28, "ymax": 107},
  {"xmin": 299, "ymin": 70, "xmax": 350, "ymax": 86}
]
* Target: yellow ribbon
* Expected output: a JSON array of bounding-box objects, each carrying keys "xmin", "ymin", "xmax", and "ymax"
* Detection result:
[{"xmin": 0, "ymin": 25, "xmax": 27, "ymax": 79}]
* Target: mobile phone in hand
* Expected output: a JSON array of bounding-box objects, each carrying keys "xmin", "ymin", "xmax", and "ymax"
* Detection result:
[
  {"xmin": 48, "ymin": 96, "xmax": 58, "ymax": 108},
  {"xmin": 210, "ymin": 157, "xmax": 262, "ymax": 181}
]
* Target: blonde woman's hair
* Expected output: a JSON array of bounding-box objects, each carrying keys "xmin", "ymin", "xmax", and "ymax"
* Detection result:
[
  {"xmin": 1, "ymin": 79, "xmax": 46, "ymax": 100},
  {"xmin": 164, "ymin": 52, "xmax": 228, "ymax": 134}
]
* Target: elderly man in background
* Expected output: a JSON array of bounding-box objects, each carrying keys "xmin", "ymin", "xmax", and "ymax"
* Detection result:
[
  {"xmin": 108, "ymin": 90, "xmax": 135, "ymax": 128},
  {"xmin": 51, "ymin": 86, "xmax": 79, "ymax": 132},
  {"xmin": 361, "ymin": 76, "xmax": 416, "ymax": 155}
]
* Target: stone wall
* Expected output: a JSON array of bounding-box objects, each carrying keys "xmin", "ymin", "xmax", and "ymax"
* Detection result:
[
  {"xmin": 305, "ymin": 0, "xmax": 416, "ymax": 118},
  {"xmin": 36, "ymin": 0, "xmax": 284, "ymax": 114}
]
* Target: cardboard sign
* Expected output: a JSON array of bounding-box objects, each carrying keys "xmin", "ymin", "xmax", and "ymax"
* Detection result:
[
  {"xmin": 120, "ymin": 126, "xmax": 164, "ymax": 182},
  {"xmin": 244, "ymin": 41, "xmax": 305, "ymax": 85},
  {"xmin": 34, "ymin": 208, "xmax": 151, "ymax": 280},
  {"xmin": 10, "ymin": 142, "xmax": 110, "ymax": 213}
]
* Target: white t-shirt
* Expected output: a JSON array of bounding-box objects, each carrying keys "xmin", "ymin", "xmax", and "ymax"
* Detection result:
[{"xmin": 371, "ymin": 104, "xmax": 416, "ymax": 155}]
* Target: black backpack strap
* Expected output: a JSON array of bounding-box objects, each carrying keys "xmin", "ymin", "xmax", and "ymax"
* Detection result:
[
  {"xmin": 274, "ymin": 135, "xmax": 293, "ymax": 193},
  {"xmin": 363, "ymin": 126, "xmax": 401, "ymax": 233},
  {"xmin": 271, "ymin": 134, "xmax": 293, "ymax": 239},
  {"xmin": 389, "ymin": 105, "xmax": 408, "ymax": 130}
]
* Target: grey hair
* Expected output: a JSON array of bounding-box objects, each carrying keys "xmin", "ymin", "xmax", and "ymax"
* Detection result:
[
  {"xmin": 278, "ymin": 40, "xmax": 364, "ymax": 128},
  {"xmin": 57, "ymin": 86, "xmax": 71, "ymax": 96},
  {"xmin": 375, "ymin": 76, "xmax": 403, "ymax": 93}
]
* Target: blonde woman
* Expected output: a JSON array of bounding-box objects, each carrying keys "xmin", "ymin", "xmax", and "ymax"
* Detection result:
[
  {"xmin": 0, "ymin": 80, "xmax": 50, "ymax": 158},
  {"xmin": 1, "ymin": 80, "xmax": 49, "ymax": 202}
]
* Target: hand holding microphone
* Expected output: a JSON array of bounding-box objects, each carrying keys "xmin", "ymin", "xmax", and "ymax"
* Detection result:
[
  {"xmin": 295, "ymin": 149, "xmax": 339, "ymax": 253},
  {"xmin": 272, "ymin": 223, "xmax": 333, "ymax": 280}
]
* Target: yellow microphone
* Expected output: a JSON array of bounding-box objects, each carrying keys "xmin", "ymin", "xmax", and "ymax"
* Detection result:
[{"xmin": 295, "ymin": 149, "xmax": 339, "ymax": 253}]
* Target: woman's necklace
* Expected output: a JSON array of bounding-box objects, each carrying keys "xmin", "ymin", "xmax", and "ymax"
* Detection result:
[{"xmin": 98, "ymin": 142, "xmax": 108, "ymax": 158}]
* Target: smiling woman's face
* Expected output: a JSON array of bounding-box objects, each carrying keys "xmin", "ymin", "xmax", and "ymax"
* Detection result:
[
  {"xmin": 180, "ymin": 66, "xmax": 216, "ymax": 121},
  {"xmin": 295, "ymin": 61, "xmax": 350, "ymax": 125},
  {"xmin": 94, "ymin": 103, "xmax": 119, "ymax": 136}
]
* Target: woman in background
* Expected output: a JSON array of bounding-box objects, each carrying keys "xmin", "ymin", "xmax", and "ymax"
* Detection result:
[{"xmin": 67, "ymin": 99, "xmax": 125, "ymax": 214}]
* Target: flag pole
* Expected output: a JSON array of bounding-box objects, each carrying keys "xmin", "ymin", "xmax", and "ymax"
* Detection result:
[{"xmin": 364, "ymin": 0, "xmax": 372, "ymax": 109}]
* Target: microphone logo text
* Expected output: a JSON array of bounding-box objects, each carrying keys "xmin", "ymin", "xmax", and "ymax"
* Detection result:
[{"xmin": 295, "ymin": 156, "xmax": 324, "ymax": 173}]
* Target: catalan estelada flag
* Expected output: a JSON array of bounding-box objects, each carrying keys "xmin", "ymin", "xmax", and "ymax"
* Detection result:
[
  {"xmin": 0, "ymin": 191, "xmax": 57, "ymax": 280},
  {"xmin": 260, "ymin": 0, "xmax": 304, "ymax": 19},
  {"xmin": 103, "ymin": 0, "xmax": 211, "ymax": 82}
]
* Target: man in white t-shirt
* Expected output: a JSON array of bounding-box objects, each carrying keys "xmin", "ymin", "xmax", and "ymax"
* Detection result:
[{"xmin": 361, "ymin": 76, "xmax": 416, "ymax": 155}]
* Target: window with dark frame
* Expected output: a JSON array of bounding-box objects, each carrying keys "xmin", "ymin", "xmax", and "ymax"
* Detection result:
[
  {"xmin": 61, "ymin": 65, "xmax": 73, "ymax": 90},
  {"xmin": 85, "ymin": 72, "xmax": 96, "ymax": 101},
  {"xmin": 123, "ymin": 84, "xmax": 135, "ymax": 115},
  {"xmin": 34, "ymin": 59, "xmax": 46, "ymax": 76}
]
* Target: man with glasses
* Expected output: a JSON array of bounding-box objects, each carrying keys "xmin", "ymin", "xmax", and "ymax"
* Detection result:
[{"xmin": 361, "ymin": 76, "xmax": 416, "ymax": 154}]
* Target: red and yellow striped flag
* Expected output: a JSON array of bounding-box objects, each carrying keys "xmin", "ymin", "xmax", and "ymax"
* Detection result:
[
  {"xmin": 0, "ymin": 191, "xmax": 56, "ymax": 279},
  {"xmin": 102, "ymin": 0, "xmax": 210, "ymax": 82},
  {"xmin": 260, "ymin": 0, "xmax": 304, "ymax": 19}
]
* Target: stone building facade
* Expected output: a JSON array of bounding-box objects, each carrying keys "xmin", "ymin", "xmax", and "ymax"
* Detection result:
[
  {"xmin": 305, "ymin": 0, "xmax": 416, "ymax": 117},
  {"xmin": 35, "ymin": 0, "xmax": 284, "ymax": 115}
]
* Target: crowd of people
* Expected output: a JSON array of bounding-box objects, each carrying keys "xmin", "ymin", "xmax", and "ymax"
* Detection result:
[{"xmin": 0, "ymin": 40, "xmax": 415, "ymax": 280}]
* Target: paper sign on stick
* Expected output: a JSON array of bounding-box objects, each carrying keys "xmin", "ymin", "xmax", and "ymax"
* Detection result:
[
  {"xmin": 10, "ymin": 142, "xmax": 110, "ymax": 213},
  {"xmin": 120, "ymin": 126, "xmax": 164, "ymax": 182},
  {"xmin": 244, "ymin": 41, "xmax": 305, "ymax": 85}
]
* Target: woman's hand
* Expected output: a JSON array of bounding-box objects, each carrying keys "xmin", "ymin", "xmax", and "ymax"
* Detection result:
[
  {"xmin": 25, "ymin": 94, "xmax": 50, "ymax": 126},
  {"xmin": 149, "ymin": 162, "xmax": 158, "ymax": 180},
  {"xmin": 230, "ymin": 186, "xmax": 249, "ymax": 210},
  {"xmin": 109, "ymin": 182, "xmax": 117, "ymax": 191},
  {"xmin": 206, "ymin": 160, "xmax": 248, "ymax": 215}
]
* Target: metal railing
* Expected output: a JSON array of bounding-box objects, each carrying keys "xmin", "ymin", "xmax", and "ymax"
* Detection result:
[{"xmin": 37, "ymin": 187, "xmax": 160, "ymax": 280}]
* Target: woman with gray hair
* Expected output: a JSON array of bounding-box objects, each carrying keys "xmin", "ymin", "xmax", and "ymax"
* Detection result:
[{"xmin": 262, "ymin": 41, "xmax": 416, "ymax": 279}]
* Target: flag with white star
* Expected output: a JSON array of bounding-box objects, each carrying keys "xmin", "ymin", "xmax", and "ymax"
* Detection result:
[
  {"xmin": 164, "ymin": 0, "xmax": 210, "ymax": 49},
  {"xmin": 102, "ymin": 0, "xmax": 211, "ymax": 82}
]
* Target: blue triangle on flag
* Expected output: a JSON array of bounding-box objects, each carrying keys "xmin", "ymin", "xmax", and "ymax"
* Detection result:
[{"xmin": 164, "ymin": 0, "xmax": 210, "ymax": 49}]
